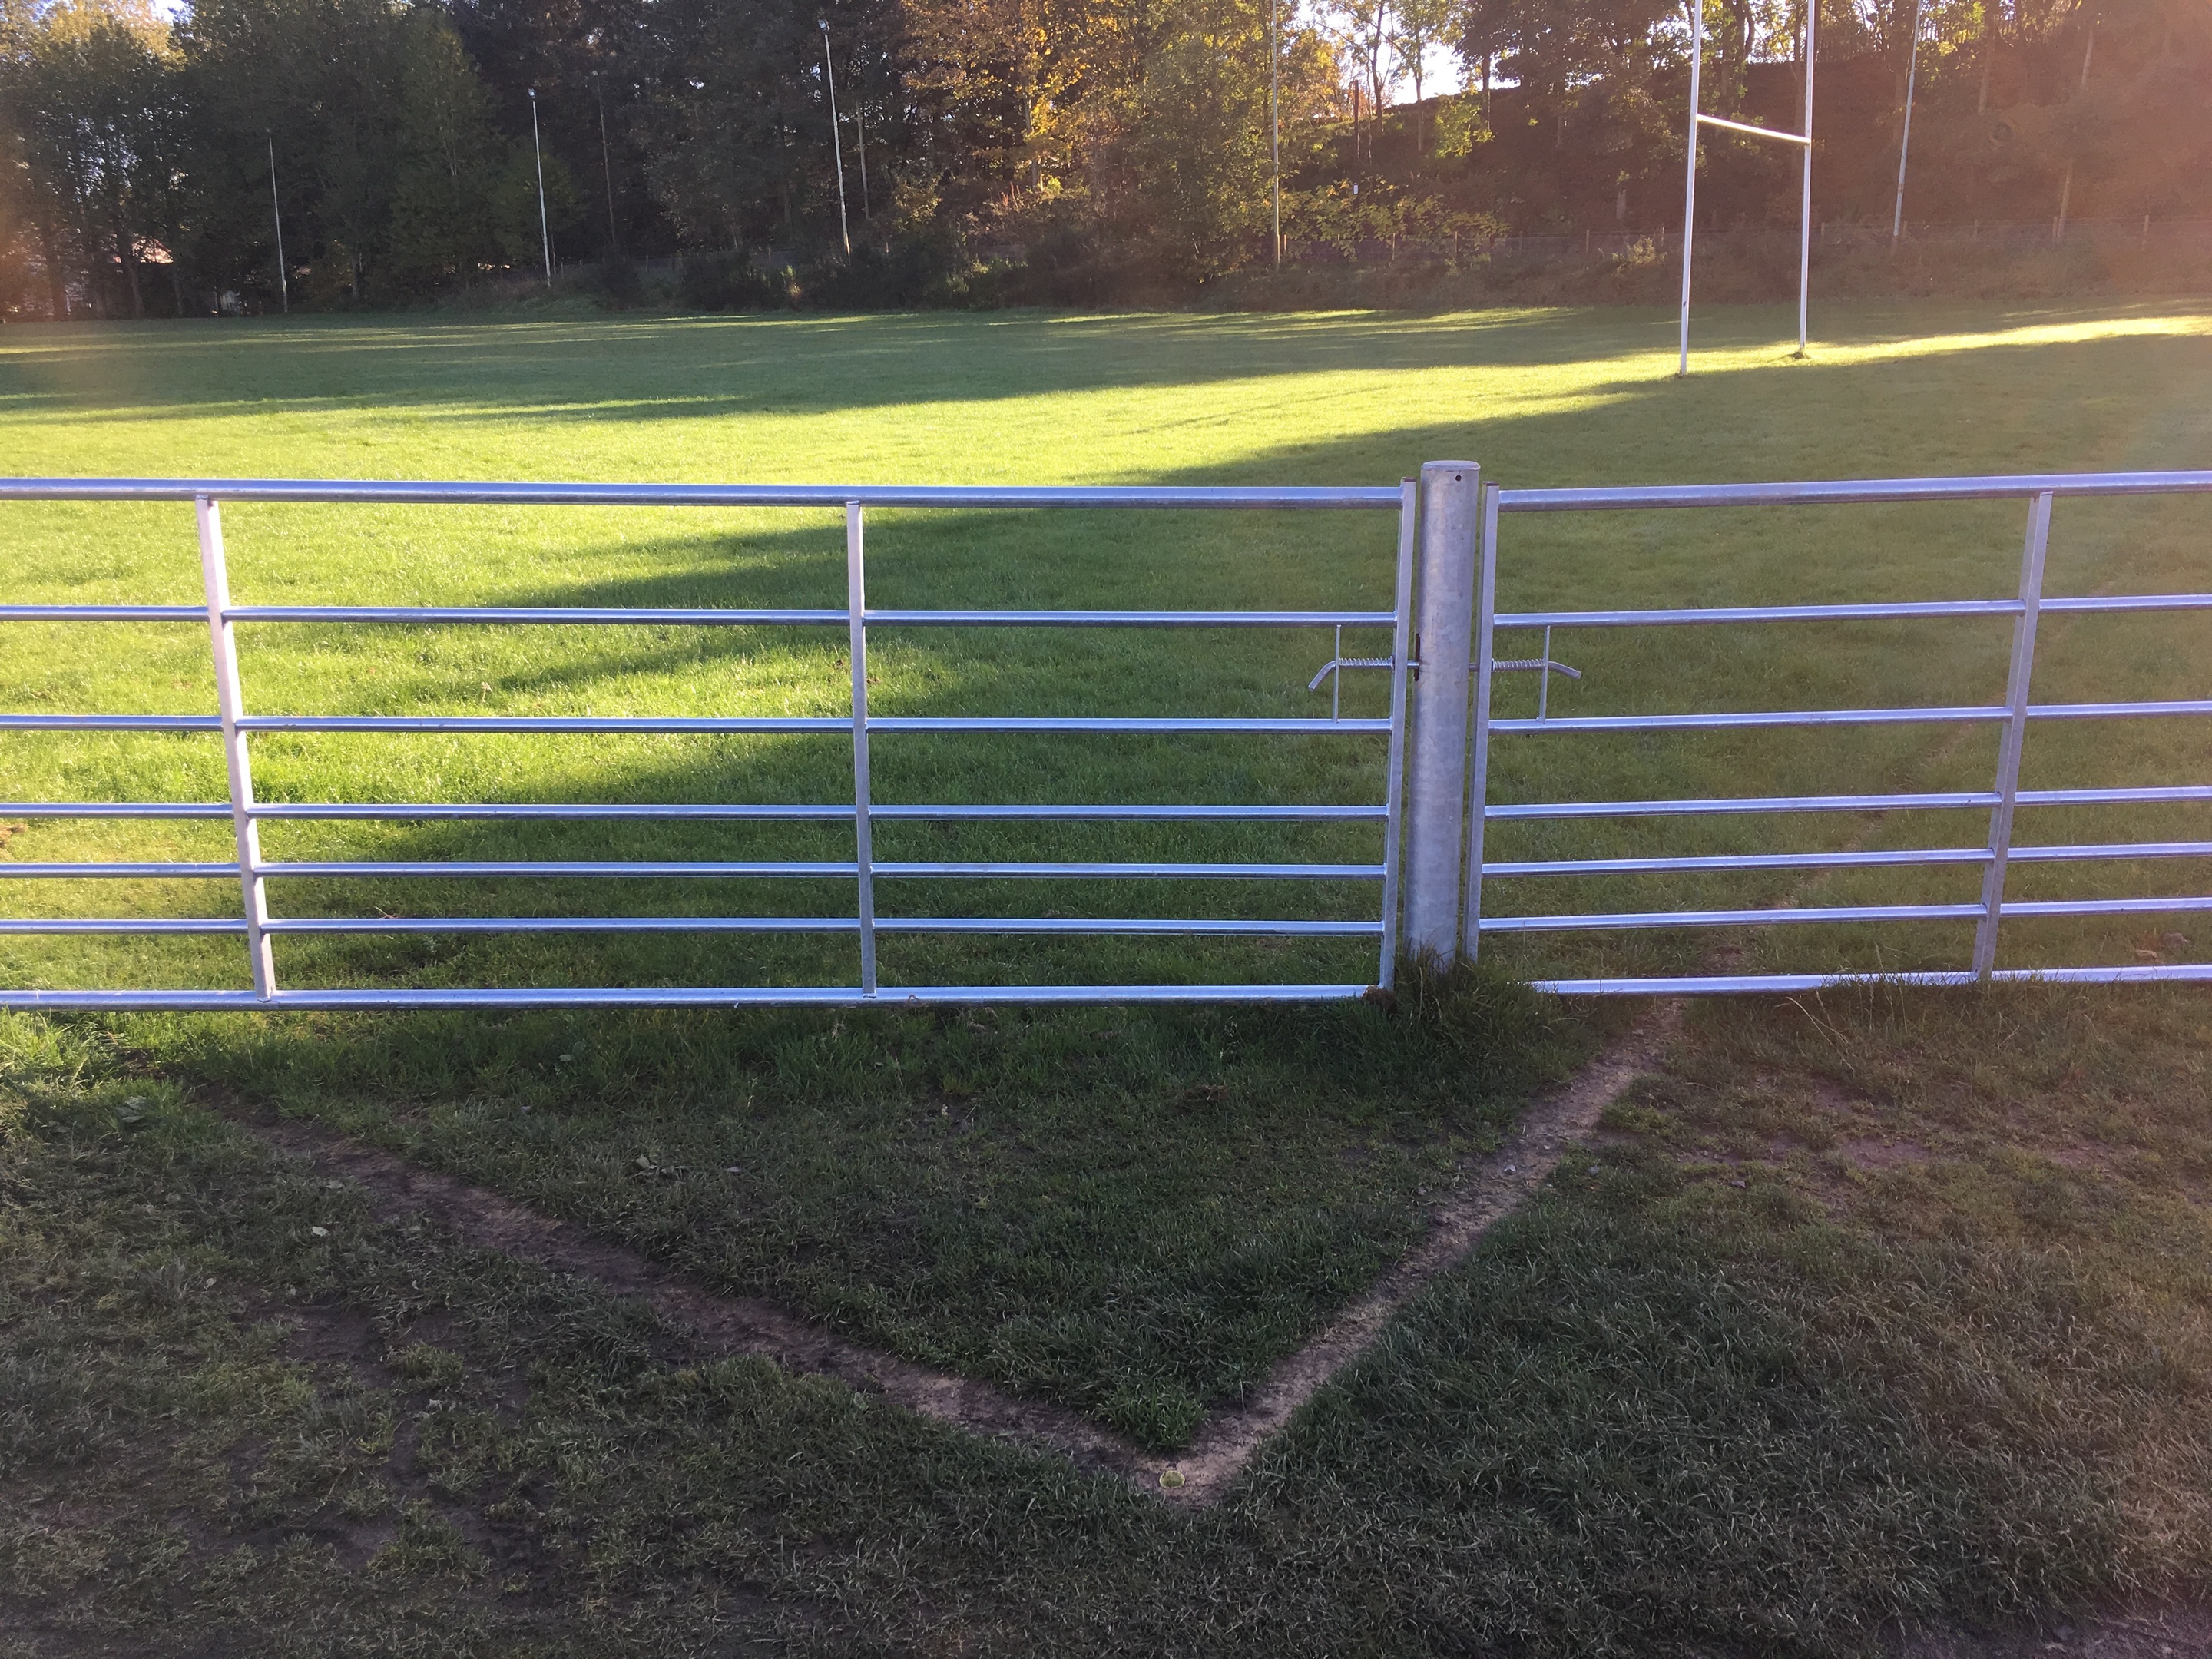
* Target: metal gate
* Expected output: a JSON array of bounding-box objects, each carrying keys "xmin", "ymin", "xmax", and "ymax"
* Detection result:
[
  {"xmin": 0, "ymin": 478, "xmax": 1413, "ymax": 1009},
  {"xmin": 9, "ymin": 465, "xmax": 2210, "ymax": 1009},
  {"xmin": 1462, "ymin": 469, "xmax": 2212, "ymax": 993}
]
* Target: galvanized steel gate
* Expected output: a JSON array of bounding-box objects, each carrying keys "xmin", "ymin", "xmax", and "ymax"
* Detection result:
[
  {"xmin": 0, "ymin": 477, "xmax": 1416, "ymax": 1009},
  {"xmin": 5, "ymin": 464, "xmax": 2210, "ymax": 1009},
  {"xmin": 1457, "ymin": 468, "xmax": 2212, "ymax": 994}
]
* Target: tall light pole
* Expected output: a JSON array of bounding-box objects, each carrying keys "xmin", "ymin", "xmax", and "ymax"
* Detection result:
[
  {"xmin": 1676, "ymin": 0, "xmax": 1705, "ymax": 376},
  {"xmin": 1269, "ymin": 0, "xmax": 1282, "ymax": 267},
  {"xmin": 820, "ymin": 21, "xmax": 851, "ymax": 254},
  {"xmin": 594, "ymin": 71, "xmax": 620, "ymax": 255},
  {"xmin": 851, "ymin": 52, "xmax": 870, "ymax": 217},
  {"xmin": 1890, "ymin": 0, "xmax": 1924, "ymax": 243},
  {"xmin": 266, "ymin": 132, "xmax": 289, "ymax": 314},
  {"xmin": 528, "ymin": 88, "xmax": 552, "ymax": 286}
]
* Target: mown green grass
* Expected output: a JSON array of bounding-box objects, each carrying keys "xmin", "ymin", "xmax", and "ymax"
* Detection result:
[
  {"xmin": 6, "ymin": 985, "xmax": 2209, "ymax": 1655},
  {"xmin": 2, "ymin": 303, "xmax": 2208, "ymax": 1655},
  {"xmin": 3, "ymin": 300, "xmax": 2210, "ymax": 1449},
  {"xmin": 3, "ymin": 301, "xmax": 2210, "ymax": 996},
  {"xmin": 124, "ymin": 972, "xmax": 1585, "ymax": 1448}
]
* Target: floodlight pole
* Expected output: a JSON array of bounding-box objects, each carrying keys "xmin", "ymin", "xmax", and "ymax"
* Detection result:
[
  {"xmin": 1795, "ymin": 0, "xmax": 1815, "ymax": 357},
  {"xmin": 265, "ymin": 133, "xmax": 288, "ymax": 315},
  {"xmin": 528, "ymin": 89, "xmax": 552, "ymax": 286},
  {"xmin": 1676, "ymin": 0, "xmax": 1704, "ymax": 376},
  {"xmin": 1890, "ymin": 0, "xmax": 1924, "ymax": 243},
  {"xmin": 595, "ymin": 71, "xmax": 620, "ymax": 256},
  {"xmin": 821, "ymin": 22, "xmax": 852, "ymax": 255},
  {"xmin": 1270, "ymin": 0, "xmax": 1282, "ymax": 267}
]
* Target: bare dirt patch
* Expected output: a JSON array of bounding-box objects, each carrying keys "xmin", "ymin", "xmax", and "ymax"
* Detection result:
[
  {"xmin": 1899, "ymin": 1603, "xmax": 2212, "ymax": 1658},
  {"xmin": 1838, "ymin": 1138, "xmax": 1936, "ymax": 1171}
]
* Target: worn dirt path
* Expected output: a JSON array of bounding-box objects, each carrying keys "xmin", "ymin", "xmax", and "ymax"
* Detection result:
[{"xmin": 236, "ymin": 1002, "xmax": 1682, "ymax": 1505}]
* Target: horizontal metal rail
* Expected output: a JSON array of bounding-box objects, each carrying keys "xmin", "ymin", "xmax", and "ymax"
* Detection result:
[
  {"xmin": 25, "ymin": 593, "xmax": 2203, "ymax": 631},
  {"xmin": 1484, "ymin": 894, "xmax": 2212, "ymax": 932},
  {"xmin": 1488, "ymin": 849, "xmax": 1991, "ymax": 876},
  {"xmin": 0, "ymin": 604, "xmax": 204, "ymax": 621},
  {"xmin": 1496, "ymin": 469, "xmax": 2212, "ymax": 511},
  {"xmin": 0, "ymin": 801, "xmax": 1386, "ymax": 821},
  {"xmin": 1486, "ymin": 842, "xmax": 2212, "ymax": 879},
  {"xmin": 1531, "ymin": 965, "xmax": 2212, "ymax": 995},
  {"xmin": 0, "ymin": 858, "xmax": 1380, "ymax": 881},
  {"xmin": 1492, "ymin": 593, "xmax": 2212, "ymax": 630},
  {"xmin": 0, "ymin": 983, "xmax": 1379, "ymax": 1009},
  {"xmin": 4, "ymin": 915, "xmax": 1382, "ymax": 937},
  {"xmin": 233, "ymin": 606, "xmax": 1396, "ymax": 628},
  {"xmin": 0, "ymin": 478, "xmax": 1402, "ymax": 509},
  {"xmin": 19, "ymin": 714, "xmax": 1389, "ymax": 736},
  {"xmin": 1481, "ymin": 902, "xmax": 1986, "ymax": 932},
  {"xmin": 2, "ymin": 602, "xmax": 1402, "ymax": 629},
  {"xmin": 0, "ymin": 917, "xmax": 248, "ymax": 932},
  {"xmin": 0, "ymin": 714, "xmax": 222, "ymax": 731},
  {"xmin": 1489, "ymin": 699, "xmax": 2212, "ymax": 735},
  {"xmin": 1486, "ymin": 784, "xmax": 2212, "ymax": 820}
]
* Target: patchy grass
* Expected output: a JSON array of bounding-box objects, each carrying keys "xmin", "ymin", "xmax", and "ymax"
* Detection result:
[
  {"xmin": 116, "ymin": 969, "xmax": 1588, "ymax": 1450},
  {"xmin": 5, "ymin": 985, "xmax": 2210, "ymax": 1655}
]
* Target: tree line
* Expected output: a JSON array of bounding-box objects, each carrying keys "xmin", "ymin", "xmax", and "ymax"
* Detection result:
[{"xmin": 2, "ymin": 0, "xmax": 2206, "ymax": 316}]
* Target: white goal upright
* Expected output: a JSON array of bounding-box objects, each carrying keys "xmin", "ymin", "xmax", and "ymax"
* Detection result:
[{"xmin": 1678, "ymin": 0, "xmax": 1816, "ymax": 373}]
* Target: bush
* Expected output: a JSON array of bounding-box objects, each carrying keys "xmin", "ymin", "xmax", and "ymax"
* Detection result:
[
  {"xmin": 597, "ymin": 257, "xmax": 644, "ymax": 309},
  {"xmin": 800, "ymin": 227, "xmax": 972, "ymax": 310},
  {"xmin": 675, "ymin": 252, "xmax": 787, "ymax": 312}
]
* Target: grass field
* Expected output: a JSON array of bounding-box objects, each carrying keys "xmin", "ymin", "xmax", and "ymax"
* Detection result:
[
  {"xmin": 4, "ymin": 301, "xmax": 2210, "ymax": 995},
  {"xmin": 4, "ymin": 299, "xmax": 2212, "ymax": 1654}
]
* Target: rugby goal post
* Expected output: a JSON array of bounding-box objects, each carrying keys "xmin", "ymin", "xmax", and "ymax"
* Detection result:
[{"xmin": 1677, "ymin": 0, "xmax": 1816, "ymax": 373}]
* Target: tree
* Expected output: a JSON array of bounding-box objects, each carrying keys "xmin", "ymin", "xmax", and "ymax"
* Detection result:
[
  {"xmin": 1121, "ymin": 0, "xmax": 1273, "ymax": 277},
  {"xmin": 386, "ymin": 10, "xmax": 503, "ymax": 288},
  {"xmin": 1392, "ymin": 0, "xmax": 1455, "ymax": 153},
  {"xmin": 1, "ymin": 0, "xmax": 175, "ymax": 316}
]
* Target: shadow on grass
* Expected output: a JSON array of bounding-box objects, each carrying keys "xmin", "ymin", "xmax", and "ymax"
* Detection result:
[
  {"xmin": 7, "ymin": 982, "xmax": 2205, "ymax": 1654},
  {"xmin": 91, "ymin": 959, "xmax": 1592, "ymax": 1449}
]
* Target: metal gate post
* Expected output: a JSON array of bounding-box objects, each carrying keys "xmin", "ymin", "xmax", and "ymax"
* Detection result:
[
  {"xmin": 1402, "ymin": 461, "xmax": 1481, "ymax": 963},
  {"xmin": 1972, "ymin": 489, "xmax": 2052, "ymax": 980}
]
